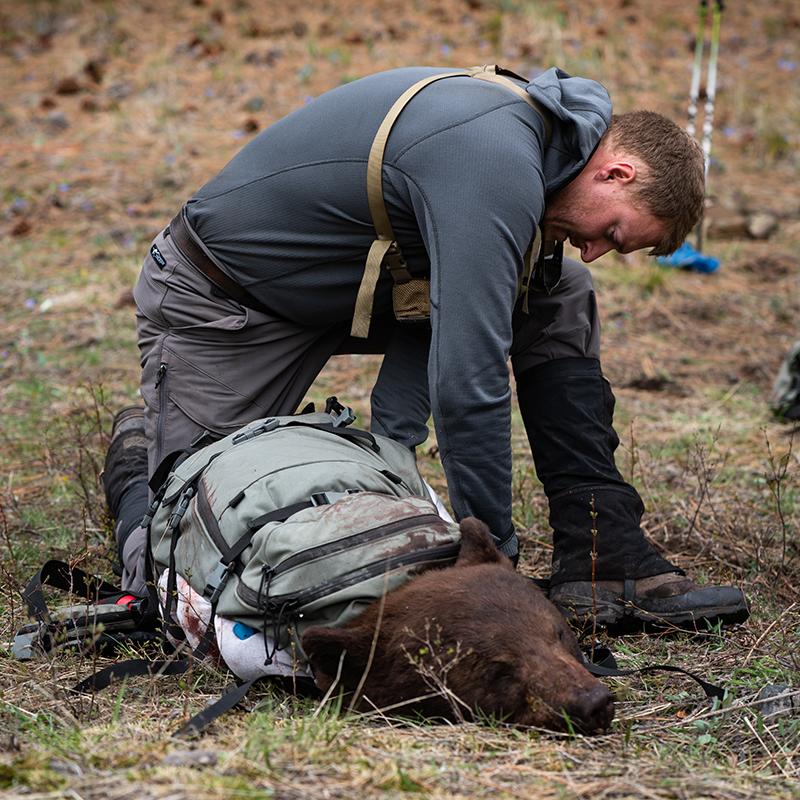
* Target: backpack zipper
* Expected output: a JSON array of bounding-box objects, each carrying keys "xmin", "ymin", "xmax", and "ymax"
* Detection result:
[
  {"xmin": 236, "ymin": 511, "xmax": 446, "ymax": 609},
  {"xmin": 266, "ymin": 512, "xmax": 446, "ymax": 574},
  {"xmin": 238, "ymin": 535, "xmax": 459, "ymax": 612},
  {"xmin": 263, "ymin": 541, "xmax": 461, "ymax": 614}
]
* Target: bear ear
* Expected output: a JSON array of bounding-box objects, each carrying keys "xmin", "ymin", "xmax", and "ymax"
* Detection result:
[
  {"xmin": 301, "ymin": 625, "xmax": 369, "ymax": 689},
  {"xmin": 455, "ymin": 517, "xmax": 514, "ymax": 569}
]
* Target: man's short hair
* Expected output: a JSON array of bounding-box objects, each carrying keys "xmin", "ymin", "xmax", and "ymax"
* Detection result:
[{"xmin": 604, "ymin": 111, "xmax": 705, "ymax": 256}]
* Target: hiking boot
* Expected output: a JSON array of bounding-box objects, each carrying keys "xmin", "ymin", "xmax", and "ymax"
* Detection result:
[
  {"xmin": 102, "ymin": 405, "xmax": 148, "ymax": 520},
  {"xmin": 550, "ymin": 572, "xmax": 750, "ymax": 632}
]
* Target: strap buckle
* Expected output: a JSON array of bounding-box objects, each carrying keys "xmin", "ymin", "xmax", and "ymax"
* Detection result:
[
  {"xmin": 383, "ymin": 241, "xmax": 413, "ymax": 283},
  {"xmin": 325, "ymin": 396, "xmax": 356, "ymax": 427},
  {"xmin": 232, "ymin": 418, "xmax": 279, "ymax": 444},
  {"xmin": 310, "ymin": 490, "xmax": 359, "ymax": 507},
  {"xmin": 203, "ymin": 561, "xmax": 235, "ymax": 604}
]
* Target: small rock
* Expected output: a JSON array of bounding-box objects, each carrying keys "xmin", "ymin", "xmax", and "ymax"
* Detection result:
[
  {"xmin": 243, "ymin": 48, "xmax": 281, "ymax": 65},
  {"xmin": 45, "ymin": 110, "xmax": 69, "ymax": 131},
  {"xmin": 747, "ymin": 212, "xmax": 778, "ymax": 240},
  {"xmin": 163, "ymin": 749, "xmax": 218, "ymax": 767},
  {"xmin": 80, "ymin": 97, "xmax": 100, "ymax": 112},
  {"xmin": 756, "ymin": 684, "xmax": 797, "ymax": 718},
  {"xmin": 48, "ymin": 757, "xmax": 82, "ymax": 777},
  {"xmin": 83, "ymin": 58, "xmax": 105, "ymax": 83},
  {"xmin": 243, "ymin": 96, "xmax": 264, "ymax": 112},
  {"xmin": 55, "ymin": 76, "xmax": 82, "ymax": 95},
  {"xmin": 242, "ymin": 117, "xmax": 259, "ymax": 133},
  {"xmin": 107, "ymin": 81, "xmax": 133, "ymax": 101},
  {"xmin": 40, "ymin": 95, "xmax": 57, "ymax": 109},
  {"xmin": 706, "ymin": 210, "xmax": 749, "ymax": 240},
  {"xmin": 11, "ymin": 218, "xmax": 31, "ymax": 236}
]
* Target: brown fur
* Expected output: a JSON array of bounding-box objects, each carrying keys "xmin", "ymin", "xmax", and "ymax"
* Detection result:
[{"xmin": 302, "ymin": 518, "xmax": 614, "ymax": 733}]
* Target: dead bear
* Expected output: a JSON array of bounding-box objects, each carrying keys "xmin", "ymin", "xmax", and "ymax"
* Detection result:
[{"xmin": 302, "ymin": 517, "xmax": 614, "ymax": 733}]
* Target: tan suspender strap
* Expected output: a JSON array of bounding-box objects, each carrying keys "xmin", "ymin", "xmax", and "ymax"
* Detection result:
[
  {"xmin": 351, "ymin": 239, "xmax": 396, "ymax": 338},
  {"xmin": 467, "ymin": 66, "xmax": 552, "ymax": 144},
  {"xmin": 519, "ymin": 225, "xmax": 542, "ymax": 314},
  {"xmin": 367, "ymin": 70, "xmax": 470, "ymax": 244},
  {"xmin": 353, "ymin": 70, "xmax": 470, "ymax": 336},
  {"xmin": 352, "ymin": 65, "xmax": 549, "ymax": 337}
]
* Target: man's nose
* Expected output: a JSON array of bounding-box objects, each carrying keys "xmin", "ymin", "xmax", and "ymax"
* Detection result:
[{"xmin": 581, "ymin": 241, "xmax": 613, "ymax": 263}]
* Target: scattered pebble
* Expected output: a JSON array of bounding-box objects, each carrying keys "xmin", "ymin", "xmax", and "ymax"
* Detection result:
[
  {"xmin": 55, "ymin": 76, "xmax": 82, "ymax": 95},
  {"xmin": 107, "ymin": 81, "xmax": 133, "ymax": 100},
  {"xmin": 756, "ymin": 684, "xmax": 797, "ymax": 718},
  {"xmin": 163, "ymin": 749, "xmax": 218, "ymax": 767},
  {"xmin": 12, "ymin": 219, "xmax": 32, "ymax": 237},
  {"xmin": 747, "ymin": 212, "xmax": 778, "ymax": 240},
  {"xmin": 45, "ymin": 110, "xmax": 69, "ymax": 131},
  {"xmin": 83, "ymin": 58, "xmax": 105, "ymax": 83},
  {"xmin": 48, "ymin": 757, "xmax": 82, "ymax": 776},
  {"xmin": 243, "ymin": 96, "xmax": 265, "ymax": 112}
]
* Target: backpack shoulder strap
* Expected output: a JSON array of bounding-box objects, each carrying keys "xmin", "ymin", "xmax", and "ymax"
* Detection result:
[
  {"xmin": 351, "ymin": 69, "xmax": 470, "ymax": 338},
  {"xmin": 352, "ymin": 65, "xmax": 551, "ymax": 338}
]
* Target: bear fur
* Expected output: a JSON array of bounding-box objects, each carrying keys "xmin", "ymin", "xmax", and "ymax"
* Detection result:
[{"xmin": 302, "ymin": 517, "xmax": 614, "ymax": 733}]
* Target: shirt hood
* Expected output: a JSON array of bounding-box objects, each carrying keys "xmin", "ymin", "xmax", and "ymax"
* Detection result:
[{"xmin": 525, "ymin": 67, "xmax": 612, "ymax": 194}]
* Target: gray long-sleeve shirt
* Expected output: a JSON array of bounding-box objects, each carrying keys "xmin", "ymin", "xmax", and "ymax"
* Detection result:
[{"xmin": 185, "ymin": 66, "xmax": 611, "ymax": 547}]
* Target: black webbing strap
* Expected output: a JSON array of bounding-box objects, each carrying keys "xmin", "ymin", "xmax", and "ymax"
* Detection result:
[
  {"xmin": 73, "ymin": 657, "xmax": 191, "ymax": 692},
  {"xmin": 582, "ymin": 643, "xmax": 726, "ymax": 700},
  {"xmin": 247, "ymin": 501, "xmax": 315, "ymax": 532},
  {"xmin": 149, "ymin": 449, "xmax": 186, "ymax": 494},
  {"xmin": 283, "ymin": 421, "xmax": 380, "ymax": 452},
  {"xmin": 22, "ymin": 560, "xmax": 126, "ymax": 625},
  {"xmin": 174, "ymin": 678, "xmax": 258, "ymax": 738},
  {"xmin": 73, "ymin": 602, "xmax": 219, "ymax": 693}
]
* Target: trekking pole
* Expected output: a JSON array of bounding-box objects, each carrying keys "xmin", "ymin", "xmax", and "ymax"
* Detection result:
[
  {"xmin": 686, "ymin": 0, "xmax": 708, "ymax": 139},
  {"xmin": 696, "ymin": 0, "xmax": 723, "ymax": 252}
]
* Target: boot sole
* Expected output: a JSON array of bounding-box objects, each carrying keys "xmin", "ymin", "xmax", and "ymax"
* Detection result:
[{"xmin": 555, "ymin": 599, "xmax": 750, "ymax": 635}]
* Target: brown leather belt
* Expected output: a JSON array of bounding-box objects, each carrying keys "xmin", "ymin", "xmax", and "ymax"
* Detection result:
[{"xmin": 168, "ymin": 210, "xmax": 270, "ymax": 315}]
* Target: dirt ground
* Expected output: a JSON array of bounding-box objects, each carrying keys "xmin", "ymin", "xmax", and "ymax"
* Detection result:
[{"xmin": 0, "ymin": 0, "xmax": 798, "ymax": 798}]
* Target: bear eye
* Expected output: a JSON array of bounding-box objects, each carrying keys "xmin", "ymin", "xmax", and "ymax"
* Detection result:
[{"xmin": 488, "ymin": 660, "xmax": 515, "ymax": 684}]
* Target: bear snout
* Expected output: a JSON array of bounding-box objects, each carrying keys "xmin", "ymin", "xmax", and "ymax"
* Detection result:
[{"xmin": 561, "ymin": 683, "xmax": 615, "ymax": 733}]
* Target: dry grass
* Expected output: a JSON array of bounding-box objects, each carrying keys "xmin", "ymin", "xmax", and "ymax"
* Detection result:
[{"xmin": 1, "ymin": 0, "xmax": 799, "ymax": 797}]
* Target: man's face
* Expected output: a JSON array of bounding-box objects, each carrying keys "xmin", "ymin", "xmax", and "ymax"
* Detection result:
[{"xmin": 543, "ymin": 154, "xmax": 667, "ymax": 263}]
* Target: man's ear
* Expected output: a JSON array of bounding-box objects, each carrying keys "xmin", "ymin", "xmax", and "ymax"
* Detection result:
[
  {"xmin": 455, "ymin": 517, "xmax": 514, "ymax": 570},
  {"xmin": 594, "ymin": 159, "xmax": 637, "ymax": 185},
  {"xmin": 301, "ymin": 625, "xmax": 369, "ymax": 689}
]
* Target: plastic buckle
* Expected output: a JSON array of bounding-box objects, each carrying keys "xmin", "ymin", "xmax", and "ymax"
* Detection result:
[
  {"xmin": 310, "ymin": 490, "xmax": 358, "ymax": 507},
  {"xmin": 324, "ymin": 397, "xmax": 356, "ymax": 427},
  {"xmin": 203, "ymin": 561, "xmax": 235, "ymax": 604},
  {"xmin": 232, "ymin": 418, "xmax": 279, "ymax": 444}
]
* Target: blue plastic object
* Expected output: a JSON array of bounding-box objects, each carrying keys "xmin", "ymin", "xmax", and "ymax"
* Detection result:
[
  {"xmin": 233, "ymin": 621, "xmax": 257, "ymax": 640},
  {"xmin": 656, "ymin": 242, "xmax": 720, "ymax": 273}
]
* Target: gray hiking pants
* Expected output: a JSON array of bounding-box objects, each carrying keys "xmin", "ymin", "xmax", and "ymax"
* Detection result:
[
  {"xmin": 134, "ymin": 226, "xmax": 599, "ymax": 474},
  {"xmin": 121, "ymin": 225, "xmax": 600, "ymax": 591}
]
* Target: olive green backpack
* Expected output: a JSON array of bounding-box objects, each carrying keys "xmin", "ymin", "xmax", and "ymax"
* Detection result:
[{"xmin": 147, "ymin": 401, "xmax": 461, "ymax": 663}]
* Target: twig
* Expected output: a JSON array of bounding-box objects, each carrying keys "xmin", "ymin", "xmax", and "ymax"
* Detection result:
[
  {"xmin": 348, "ymin": 572, "xmax": 389, "ymax": 713},
  {"xmin": 312, "ymin": 650, "xmax": 346, "ymax": 719},
  {"xmin": 742, "ymin": 603, "xmax": 797, "ymax": 667},
  {"xmin": 744, "ymin": 715, "xmax": 792, "ymax": 780}
]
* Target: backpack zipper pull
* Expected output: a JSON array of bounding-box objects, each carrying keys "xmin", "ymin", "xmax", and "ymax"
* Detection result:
[{"xmin": 258, "ymin": 565, "xmax": 275, "ymax": 665}]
